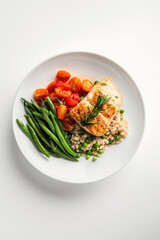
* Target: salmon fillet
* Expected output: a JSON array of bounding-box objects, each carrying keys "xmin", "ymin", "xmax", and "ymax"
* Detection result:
[
  {"xmin": 87, "ymin": 77, "xmax": 122, "ymax": 119},
  {"xmin": 70, "ymin": 77, "xmax": 122, "ymax": 136},
  {"xmin": 70, "ymin": 100, "xmax": 108, "ymax": 136}
]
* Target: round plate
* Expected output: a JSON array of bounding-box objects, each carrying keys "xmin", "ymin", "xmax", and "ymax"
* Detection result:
[{"xmin": 12, "ymin": 52, "xmax": 145, "ymax": 183}]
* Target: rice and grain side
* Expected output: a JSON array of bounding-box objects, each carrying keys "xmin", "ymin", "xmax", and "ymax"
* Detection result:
[{"xmin": 71, "ymin": 111, "xmax": 128, "ymax": 157}]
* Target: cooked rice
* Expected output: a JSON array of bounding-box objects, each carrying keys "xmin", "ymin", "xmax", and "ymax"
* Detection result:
[{"xmin": 70, "ymin": 111, "xmax": 128, "ymax": 157}]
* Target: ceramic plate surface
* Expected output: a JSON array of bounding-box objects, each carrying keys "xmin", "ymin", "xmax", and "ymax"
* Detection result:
[{"xmin": 12, "ymin": 52, "xmax": 145, "ymax": 183}]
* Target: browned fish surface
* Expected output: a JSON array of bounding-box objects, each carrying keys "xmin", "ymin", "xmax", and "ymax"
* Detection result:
[
  {"xmin": 70, "ymin": 100, "xmax": 108, "ymax": 136},
  {"xmin": 87, "ymin": 77, "xmax": 122, "ymax": 120},
  {"xmin": 70, "ymin": 77, "xmax": 122, "ymax": 136}
]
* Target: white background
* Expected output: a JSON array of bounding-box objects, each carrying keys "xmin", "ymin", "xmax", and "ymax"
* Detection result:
[{"xmin": 0, "ymin": 0, "xmax": 160, "ymax": 239}]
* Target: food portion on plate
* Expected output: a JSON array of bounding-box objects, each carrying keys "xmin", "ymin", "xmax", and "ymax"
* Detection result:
[
  {"xmin": 70, "ymin": 77, "xmax": 122, "ymax": 136},
  {"xmin": 16, "ymin": 70, "xmax": 128, "ymax": 162}
]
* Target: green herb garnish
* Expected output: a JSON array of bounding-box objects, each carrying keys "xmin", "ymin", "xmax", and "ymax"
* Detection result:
[
  {"xmin": 100, "ymin": 83, "xmax": 107, "ymax": 86},
  {"xmin": 94, "ymin": 80, "xmax": 99, "ymax": 85},
  {"xmin": 115, "ymin": 96, "xmax": 118, "ymax": 98},
  {"xmin": 81, "ymin": 95, "xmax": 111, "ymax": 126}
]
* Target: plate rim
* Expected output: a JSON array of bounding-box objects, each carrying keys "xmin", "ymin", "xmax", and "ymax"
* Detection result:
[{"xmin": 12, "ymin": 51, "xmax": 146, "ymax": 184}]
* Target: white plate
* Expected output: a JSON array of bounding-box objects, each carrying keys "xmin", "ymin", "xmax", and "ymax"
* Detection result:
[{"xmin": 12, "ymin": 52, "xmax": 145, "ymax": 184}]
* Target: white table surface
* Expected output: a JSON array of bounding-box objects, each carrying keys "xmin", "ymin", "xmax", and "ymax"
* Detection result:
[{"xmin": 1, "ymin": 0, "xmax": 160, "ymax": 239}]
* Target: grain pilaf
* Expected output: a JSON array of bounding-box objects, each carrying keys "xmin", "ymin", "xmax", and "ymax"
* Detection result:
[{"xmin": 71, "ymin": 111, "xmax": 128, "ymax": 158}]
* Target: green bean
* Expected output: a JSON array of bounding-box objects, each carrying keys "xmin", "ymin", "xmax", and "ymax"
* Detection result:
[
  {"xmin": 24, "ymin": 104, "xmax": 40, "ymax": 129},
  {"xmin": 46, "ymin": 140, "xmax": 74, "ymax": 159},
  {"xmin": 41, "ymin": 142, "xmax": 61, "ymax": 158},
  {"xmin": 42, "ymin": 107, "xmax": 49, "ymax": 116},
  {"xmin": 31, "ymin": 99, "xmax": 41, "ymax": 112},
  {"xmin": 27, "ymin": 123, "xmax": 50, "ymax": 158},
  {"xmin": 50, "ymin": 141, "xmax": 79, "ymax": 162},
  {"xmin": 55, "ymin": 97, "xmax": 63, "ymax": 105},
  {"xmin": 51, "ymin": 115, "xmax": 77, "ymax": 157},
  {"xmin": 49, "ymin": 111, "xmax": 57, "ymax": 134},
  {"xmin": 40, "ymin": 98, "xmax": 48, "ymax": 109},
  {"xmin": 21, "ymin": 98, "xmax": 35, "ymax": 110},
  {"xmin": 33, "ymin": 115, "xmax": 48, "ymax": 128},
  {"xmin": 50, "ymin": 140, "xmax": 78, "ymax": 162},
  {"xmin": 41, "ymin": 108, "xmax": 55, "ymax": 134},
  {"xmin": 49, "ymin": 111, "xmax": 71, "ymax": 146},
  {"xmin": 17, "ymin": 118, "xmax": 47, "ymax": 155},
  {"xmin": 26, "ymin": 105, "xmax": 34, "ymax": 113},
  {"xmin": 24, "ymin": 114, "xmax": 50, "ymax": 147},
  {"xmin": 46, "ymin": 96, "xmax": 57, "ymax": 116},
  {"xmin": 16, "ymin": 119, "xmax": 34, "ymax": 143},
  {"xmin": 46, "ymin": 98, "xmax": 71, "ymax": 146},
  {"xmin": 17, "ymin": 119, "xmax": 52, "ymax": 157},
  {"xmin": 64, "ymin": 131, "xmax": 72, "ymax": 147},
  {"xmin": 24, "ymin": 103, "xmax": 32, "ymax": 116},
  {"xmin": 32, "ymin": 111, "xmax": 44, "ymax": 120},
  {"xmin": 50, "ymin": 152, "xmax": 60, "ymax": 158},
  {"xmin": 47, "ymin": 149, "xmax": 60, "ymax": 158},
  {"xmin": 57, "ymin": 118, "xmax": 71, "ymax": 146},
  {"xmin": 27, "ymin": 106, "xmax": 39, "ymax": 120},
  {"xmin": 56, "ymin": 117, "xmax": 64, "ymax": 133},
  {"xmin": 38, "ymin": 120, "xmax": 66, "ymax": 153}
]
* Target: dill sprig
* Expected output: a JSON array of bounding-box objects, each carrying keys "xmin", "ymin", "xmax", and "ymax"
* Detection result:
[{"xmin": 81, "ymin": 95, "xmax": 111, "ymax": 126}]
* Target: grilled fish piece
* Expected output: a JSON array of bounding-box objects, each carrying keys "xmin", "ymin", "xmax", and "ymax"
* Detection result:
[
  {"xmin": 87, "ymin": 77, "xmax": 122, "ymax": 120},
  {"xmin": 70, "ymin": 100, "xmax": 108, "ymax": 136},
  {"xmin": 70, "ymin": 77, "xmax": 122, "ymax": 136}
]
